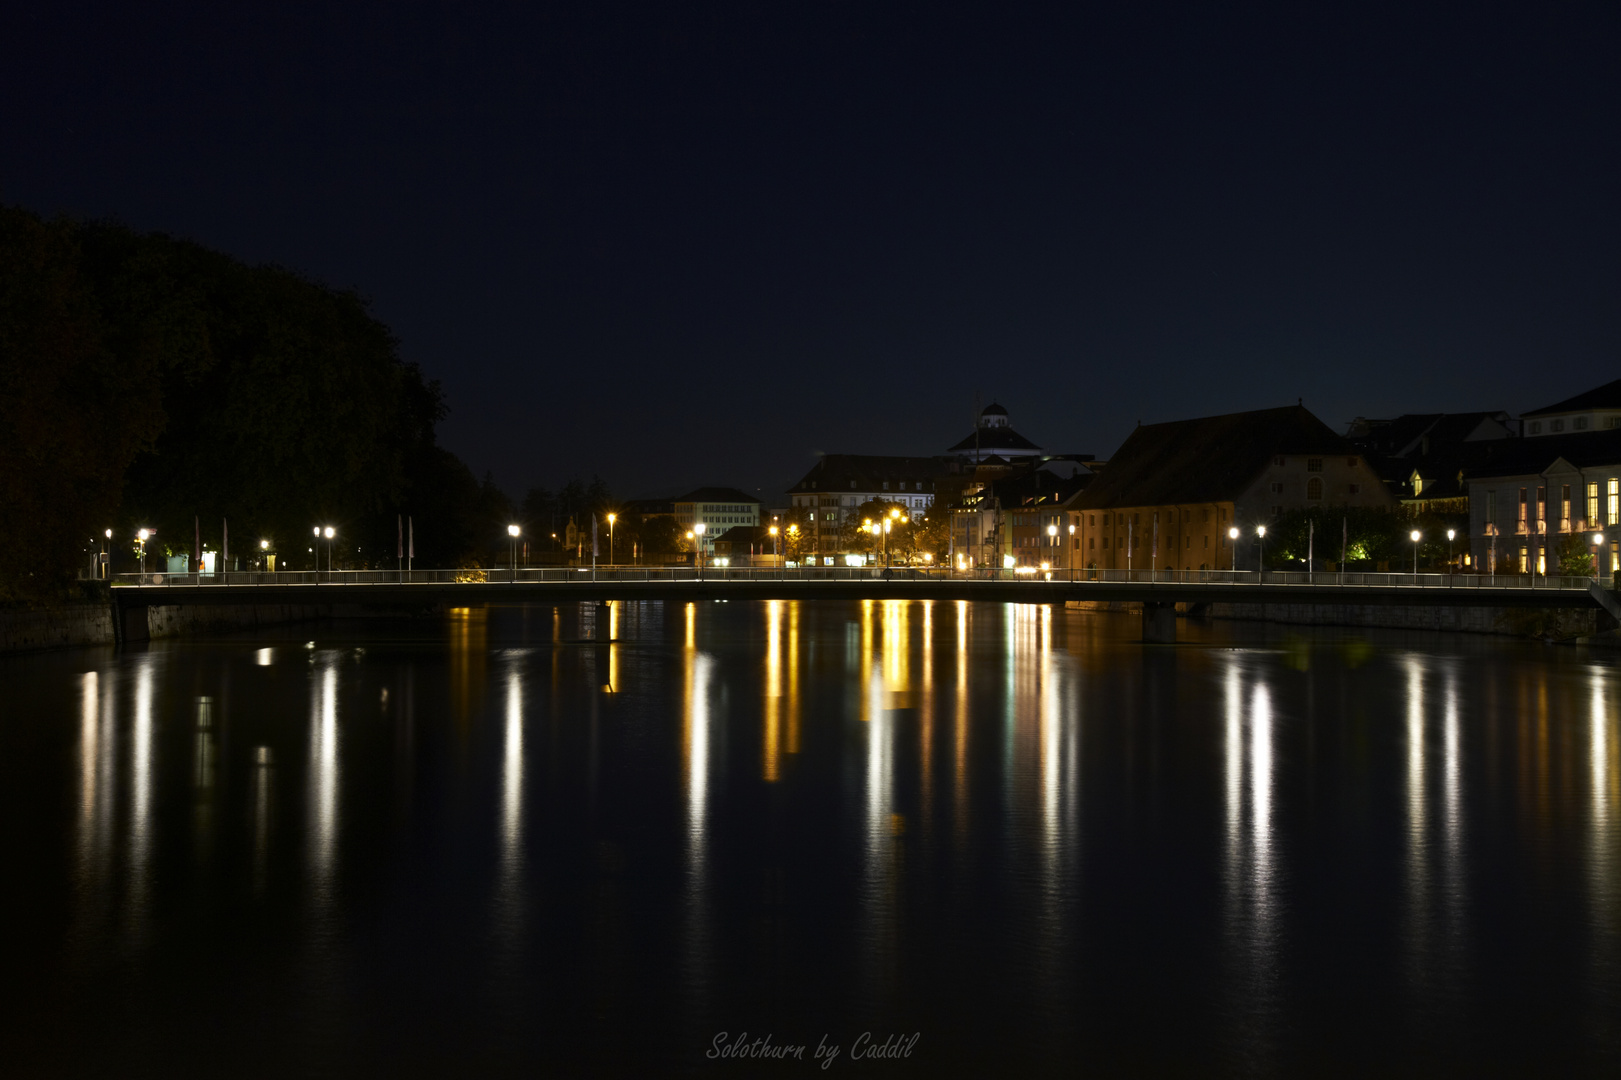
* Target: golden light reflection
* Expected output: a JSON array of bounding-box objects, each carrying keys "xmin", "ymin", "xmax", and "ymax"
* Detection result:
[
  {"xmin": 608, "ymin": 602, "xmax": 619, "ymax": 691},
  {"xmin": 920, "ymin": 601, "xmax": 934, "ymax": 819},
  {"xmin": 787, "ymin": 602, "xmax": 801, "ymax": 755},
  {"xmin": 448, "ymin": 606, "xmax": 488, "ymax": 730},
  {"xmin": 764, "ymin": 600, "xmax": 782, "ymax": 782},
  {"xmin": 954, "ymin": 600, "xmax": 969, "ymax": 845},
  {"xmin": 681, "ymin": 610, "xmax": 714, "ymax": 998}
]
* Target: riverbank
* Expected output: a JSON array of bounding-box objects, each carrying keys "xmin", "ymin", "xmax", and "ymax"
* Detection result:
[
  {"xmin": 0, "ymin": 599, "xmax": 333, "ymax": 653},
  {"xmin": 1068, "ymin": 598, "xmax": 1620, "ymax": 643}
]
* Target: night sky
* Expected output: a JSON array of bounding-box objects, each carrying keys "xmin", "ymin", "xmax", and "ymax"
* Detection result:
[{"xmin": 5, "ymin": 4, "xmax": 1618, "ymax": 503}]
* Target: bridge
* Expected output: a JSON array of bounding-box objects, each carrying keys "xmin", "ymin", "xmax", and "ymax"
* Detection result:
[{"xmin": 107, "ymin": 566, "xmax": 1621, "ymax": 645}]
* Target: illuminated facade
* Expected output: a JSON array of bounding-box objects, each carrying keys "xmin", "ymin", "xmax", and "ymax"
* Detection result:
[
  {"xmin": 1071, "ymin": 405, "xmax": 1395, "ymax": 572},
  {"xmin": 1464, "ymin": 431, "xmax": 1621, "ymax": 575},
  {"xmin": 673, "ymin": 487, "xmax": 762, "ymax": 554}
]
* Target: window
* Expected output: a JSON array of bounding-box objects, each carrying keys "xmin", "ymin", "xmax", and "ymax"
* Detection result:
[
  {"xmin": 1307, "ymin": 458, "xmax": 1323, "ymax": 473},
  {"xmin": 1576, "ymin": 416, "xmax": 1589, "ymax": 430},
  {"xmin": 1610, "ymin": 478, "xmax": 1619, "ymax": 526},
  {"xmin": 1530, "ymin": 421, "xmax": 1543, "ymax": 434},
  {"xmin": 1589, "ymin": 483, "xmax": 1599, "ymax": 525},
  {"xmin": 1089, "ymin": 537, "xmax": 1095, "ymax": 549},
  {"xmin": 1102, "ymin": 537, "xmax": 1109, "ymax": 549},
  {"xmin": 882, "ymin": 482, "xmax": 889, "ymax": 490},
  {"xmin": 1349, "ymin": 484, "xmax": 1361, "ymax": 495},
  {"xmin": 1552, "ymin": 419, "xmax": 1566, "ymax": 432},
  {"xmin": 1307, "ymin": 478, "xmax": 1323, "ymax": 500},
  {"xmin": 1537, "ymin": 486, "xmax": 1545, "ymax": 521},
  {"xmin": 1562, "ymin": 485, "xmax": 1571, "ymax": 528},
  {"xmin": 1270, "ymin": 482, "xmax": 1283, "ymax": 494},
  {"xmin": 1089, "ymin": 515, "xmax": 1095, "ymax": 526},
  {"xmin": 1519, "ymin": 546, "xmax": 1528, "ymax": 573},
  {"xmin": 1519, "ymin": 488, "xmax": 1528, "ymax": 522}
]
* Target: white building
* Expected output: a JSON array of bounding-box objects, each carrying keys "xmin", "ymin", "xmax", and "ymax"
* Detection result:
[{"xmin": 672, "ymin": 487, "xmax": 762, "ymax": 554}]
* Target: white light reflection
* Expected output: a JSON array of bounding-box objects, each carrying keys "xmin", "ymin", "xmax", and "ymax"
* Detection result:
[
  {"xmin": 1404, "ymin": 656, "xmax": 1429, "ymax": 986},
  {"xmin": 1440, "ymin": 663, "xmax": 1465, "ymax": 961},
  {"xmin": 309, "ymin": 660, "xmax": 339, "ymax": 895},
  {"xmin": 128, "ymin": 656, "xmax": 155, "ymax": 938},
  {"xmin": 1590, "ymin": 672, "xmax": 1618, "ymax": 986},
  {"xmin": 1221, "ymin": 657, "xmax": 1281, "ymax": 1068},
  {"xmin": 256, "ymin": 648, "xmax": 272, "ymax": 666},
  {"xmin": 495, "ymin": 663, "xmax": 526, "ymax": 946}
]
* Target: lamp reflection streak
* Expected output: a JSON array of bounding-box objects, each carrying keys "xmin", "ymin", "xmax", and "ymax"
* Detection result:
[
  {"xmin": 495, "ymin": 664, "xmax": 526, "ymax": 948},
  {"xmin": 1591, "ymin": 673, "xmax": 1618, "ymax": 976},
  {"xmin": 1404, "ymin": 657, "xmax": 1429, "ymax": 991},
  {"xmin": 681, "ymin": 616, "xmax": 715, "ymax": 1009},
  {"xmin": 129, "ymin": 657, "xmax": 155, "ymax": 939},
  {"xmin": 1221, "ymin": 658, "xmax": 1281, "ymax": 1067},
  {"xmin": 309, "ymin": 661, "xmax": 339, "ymax": 897}
]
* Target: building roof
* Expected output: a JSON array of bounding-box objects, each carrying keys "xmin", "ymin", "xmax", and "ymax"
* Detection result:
[
  {"xmin": 945, "ymin": 426, "xmax": 1043, "ymax": 454},
  {"xmin": 1461, "ymin": 428, "xmax": 1621, "ymax": 479},
  {"xmin": 789, "ymin": 454, "xmax": 951, "ymax": 494},
  {"xmin": 981, "ymin": 402, "xmax": 1008, "ymax": 416},
  {"xmin": 621, "ymin": 497, "xmax": 674, "ymax": 516},
  {"xmin": 672, "ymin": 486, "xmax": 761, "ymax": 505},
  {"xmin": 950, "ymin": 463, "xmax": 1093, "ymax": 511},
  {"xmin": 1524, "ymin": 378, "xmax": 1621, "ymax": 418},
  {"xmin": 1075, "ymin": 405, "xmax": 1356, "ymax": 510}
]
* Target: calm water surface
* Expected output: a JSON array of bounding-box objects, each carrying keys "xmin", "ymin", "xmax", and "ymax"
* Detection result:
[{"xmin": 3, "ymin": 601, "xmax": 1620, "ymax": 1077}]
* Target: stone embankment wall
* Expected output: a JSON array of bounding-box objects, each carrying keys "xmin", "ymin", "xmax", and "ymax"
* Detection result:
[
  {"xmin": 1065, "ymin": 598, "xmax": 1612, "ymax": 640},
  {"xmin": 0, "ymin": 601, "xmax": 330, "ymax": 654}
]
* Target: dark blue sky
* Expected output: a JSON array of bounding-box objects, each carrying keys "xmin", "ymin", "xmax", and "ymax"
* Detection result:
[{"xmin": 5, "ymin": 3, "xmax": 1618, "ymax": 503}]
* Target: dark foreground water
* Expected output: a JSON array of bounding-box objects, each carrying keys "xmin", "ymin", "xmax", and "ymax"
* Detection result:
[{"xmin": 3, "ymin": 600, "xmax": 1620, "ymax": 1077}]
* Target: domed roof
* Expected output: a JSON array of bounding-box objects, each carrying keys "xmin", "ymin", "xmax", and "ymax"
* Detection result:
[{"xmin": 981, "ymin": 402, "xmax": 1008, "ymax": 416}]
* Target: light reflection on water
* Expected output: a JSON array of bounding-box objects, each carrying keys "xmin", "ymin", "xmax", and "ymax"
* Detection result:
[{"xmin": 10, "ymin": 601, "xmax": 1621, "ymax": 1075}]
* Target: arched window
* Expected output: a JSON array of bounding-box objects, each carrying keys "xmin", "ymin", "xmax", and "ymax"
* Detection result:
[{"xmin": 1307, "ymin": 478, "xmax": 1323, "ymax": 501}]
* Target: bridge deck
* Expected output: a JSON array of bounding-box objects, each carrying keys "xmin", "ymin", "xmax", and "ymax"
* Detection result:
[{"xmin": 107, "ymin": 570, "xmax": 1609, "ymax": 610}]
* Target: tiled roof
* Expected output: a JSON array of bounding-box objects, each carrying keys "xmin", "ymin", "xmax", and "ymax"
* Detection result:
[
  {"xmin": 789, "ymin": 455, "xmax": 951, "ymax": 494},
  {"xmin": 1524, "ymin": 378, "xmax": 1621, "ymax": 417},
  {"xmin": 946, "ymin": 427, "xmax": 1042, "ymax": 453},
  {"xmin": 1075, "ymin": 405, "xmax": 1356, "ymax": 510},
  {"xmin": 1462, "ymin": 429, "xmax": 1621, "ymax": 479},
  {"xmin": 672, "ymin": 486, "xmax": 762, "ymax": 505}
]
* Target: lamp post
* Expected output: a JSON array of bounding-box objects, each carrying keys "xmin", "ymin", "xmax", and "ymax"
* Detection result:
[
  {"xmin": 1256, "ymin": 525, "xmax": 1267, "ymax": 582},
  {"xmin": 137, "ymin": 528, "xmax": 150, "ymax": 577},
  {"xmin": 1228, "ymin": 526, "xmax": 1239, "ymax": 574},
  {"xmin": 324, "ymin": 526, "xmax": 335, "ymax": 575},
  {"xmin": 1594, "ymin": 531, "xmax": 1606, "ymax": 585},
  {"xmin": 508, "ymin": 524, "xmax": 520, "ymax": 579},
  {"xmin": 694, "ymin": 522, "xmax": 706, "ymax": 578},
  {"xmin": 769, "ymin": 525, "xmax": 779, "ymax": 563},
  {"xmin": 1446, "ymin": 528, "xmax": 1456, "ymax": 576},
  {"xmin": 1410, "ymin": 529, "xmax": 1422, "ymax": 580},
  {"xmin": 101, "ymin": 528, "xmax": 111, "ymax": 579},
  {"xmin": 606, "ymin": 513, "xmax": 616, "ymax": 566},
  {"xmin": 260, "ymin": 538, "xmax": 270, "ymax": 573}
]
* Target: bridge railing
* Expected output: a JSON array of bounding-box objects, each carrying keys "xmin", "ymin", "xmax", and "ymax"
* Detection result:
[{"xmin": 108, "ymin": 566, "xmax": 1604, "ymax": 592}]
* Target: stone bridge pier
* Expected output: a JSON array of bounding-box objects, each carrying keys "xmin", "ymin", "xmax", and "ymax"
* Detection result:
[{"xmin": 1142, "ymin": 602, "xmax": 1177, "ymax": 644}]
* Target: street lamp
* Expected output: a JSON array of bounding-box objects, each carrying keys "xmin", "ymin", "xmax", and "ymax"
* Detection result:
[
  {"xmin": 507, "ymin": 524, "xmax": 520, "ymax": 578},
  {"xmin": 1228, "ymin": 526, "xmax": 1240, "ymax": 573},
  {"xmin": 1594, "ymin": 531, "xmax": 1606, "ymax": 584},
  {"xmin": 1255, "ymin": 525, "xmax": 1267, "ymax": 580},
  {"xmin": 769, "ymin": 524, "xmax": 779, "ymax": 562},
  {"xmin": 137, "ymin": 528, "xmax": 151, "ymax": 576},
  {"xmin": 1410, "ymin": 529, "xmax": 1422, "ymax": 578},
  {"xmin": 605, "ymin": 513, "xmax": 616, "ymax": 566},
  {"xmin": 324, "ymin": 526, "xmax": 335, "ymax": 574},
  {"xmin": 694, "ymin": 522, "xmax": 706, "ymax": 576},
  {"xmin": 1446, "ymin": 528, "xmax": 1456, "ymax": 574}
]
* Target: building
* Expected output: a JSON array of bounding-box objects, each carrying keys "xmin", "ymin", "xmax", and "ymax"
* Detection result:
[
  {"xmin": 1071, "ymin": 405, "xmax": 1395, "ymax": 572},
  {"xmin": 788, "ymin": 455, "xmax": 953, "ymax": 564},
  {"xmin": 1522, "ymin": 378, "xmax": 1621, "ymax": 437},
  {"xmin": 948, "ymin": 463, "xmax": 1093, "ymax": 570},
  {"xmin": 1464, "ymin": 428, "xmax": 1621, "ymax": 575},
  {"xmin": 1345, "ymin": 411, "xmax": 1516, "ymax": 510},
  {"xmin": 946, "ymin": 402, "xmax": 1045, "ymax": 464},
  {"xmin": 672, "ymin": 487, "xmax": 762, "ymax": 554}
]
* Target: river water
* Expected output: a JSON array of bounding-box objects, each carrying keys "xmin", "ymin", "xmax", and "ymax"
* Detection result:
[{"xmin": 2, "ymin": 600, "xmax": 1619, "ymax": 1076}]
